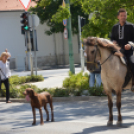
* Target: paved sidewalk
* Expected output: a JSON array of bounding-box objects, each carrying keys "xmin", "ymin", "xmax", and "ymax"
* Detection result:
[{"xmin": 11, "ymin": 67, "xmax": 89, "ymax": 89}]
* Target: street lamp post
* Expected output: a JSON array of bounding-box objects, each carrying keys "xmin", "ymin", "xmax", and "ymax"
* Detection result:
[{"xmin": 78, "ymin": 15, "xmax": 85, "ymax": 71}]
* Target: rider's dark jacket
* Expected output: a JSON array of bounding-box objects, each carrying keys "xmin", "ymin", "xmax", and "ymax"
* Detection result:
[{"xmin": 111, "ymin": 21, "xmax": 134, "ymax": 56}]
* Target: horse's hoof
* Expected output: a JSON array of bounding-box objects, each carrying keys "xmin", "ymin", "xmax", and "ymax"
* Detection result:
[
  {"xmin": 51, "ymin": 119, "xmax": 54, "ymax": 122},
  {"xmin": 107, "ymin": 121, "xmax": 113, "ymax": 126},
  {"xmin": 116, "ymin": 121, "xmax": 122, "ymax": 127},
  {"xmin": 40, "ymin": 122, "xmax": 44, "ymax": 125},
  {"xmin": 32, "ymin": 122, "xmax": 36, "ymax": 125}
]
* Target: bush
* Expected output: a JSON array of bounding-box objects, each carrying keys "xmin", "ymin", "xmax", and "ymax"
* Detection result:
[
  {"xmin": 89, "ymin": 86, "xmax": 105, "ymax": 96},
  {"xmin": 25, "ymin": 76, "xmax": 31, "ymax": 83},
  {"xmin": 70, "ymin": 89, "xmax": 83, "ymax": 96},
  {"xmin": 18, "ymin": 84, "xmax": 40, "ymax": 98},
  {"xmin": 53, "ymin": 88, "xmax": 69, "ymax": 97},
  {"xmin": 63, "ymin": 77, "xmax": 70, "ymax": 88},
  {"xmin": 9, "ymin": 75, "xmax": 20, "ymax": 85},
  {"xmin": 19, "ymin": 76, "xmax": 26, "ymax": 84},
  {"xmin": 9, "ymin": 75, "xmax": 44, "ymax": 84},
  {"xmin": 10, "ymin": 86, "xmax": 19, "ymax": 98},
  {"xmin": 25, "ymin": 75, "xmax": 44, "ymax": 82},
  {"xmin": 0, "ymin": 83, "xmax": 19, "ymax": 98},
  {"xmin": 81, "ymin": 77, "xmax": 89, "ymax": 89}
]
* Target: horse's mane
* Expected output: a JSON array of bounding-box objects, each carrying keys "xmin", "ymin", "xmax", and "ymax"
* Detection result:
[{"xmin": 97, "ymin": 38, "xmax": 121, "ymax": 52}]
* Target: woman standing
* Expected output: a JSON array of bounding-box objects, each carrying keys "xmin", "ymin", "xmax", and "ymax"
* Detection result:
[{"xmin": 0, "ymin": 52, "xmax": 11, "ymax": 103}]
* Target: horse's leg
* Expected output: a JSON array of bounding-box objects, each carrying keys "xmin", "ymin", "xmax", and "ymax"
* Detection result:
[
  {"xmin": 116, "ymin": 91, "xmax": 122, "ymax": 125},
  {"xmin": 107, "ymin": 92, "xmax": 113, "ymax": 126}
]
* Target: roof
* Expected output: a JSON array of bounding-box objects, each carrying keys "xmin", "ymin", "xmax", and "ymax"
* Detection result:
[{"xmin": 0, "ymin": 0, "xmax": 36, "ymax": 11}]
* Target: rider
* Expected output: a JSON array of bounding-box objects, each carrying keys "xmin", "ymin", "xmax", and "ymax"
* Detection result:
[{"xmin": 111, "ymin": 8, "xmax": 134, "ymax": 88}]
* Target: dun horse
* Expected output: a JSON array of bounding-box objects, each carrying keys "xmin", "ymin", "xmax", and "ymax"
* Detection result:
[{"xmin": 84, "ymin": 37, "xmax": 132, "ymax": 126}]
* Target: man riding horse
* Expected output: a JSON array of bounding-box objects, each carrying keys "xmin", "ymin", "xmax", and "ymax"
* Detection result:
[{"xmin": 111, "ymin": 8, "xmax": 134, "ymax": 89}]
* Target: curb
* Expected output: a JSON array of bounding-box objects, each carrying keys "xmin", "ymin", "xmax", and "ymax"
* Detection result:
[{"xmin": 0, "ymin": 96, "xmax": 107, "ymax": 103}]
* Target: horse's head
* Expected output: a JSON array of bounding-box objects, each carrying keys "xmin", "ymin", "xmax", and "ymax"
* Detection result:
[
  {"xmin": 83, "ymin": 37, "xmax": 122, "ymax": 71},
  {"xmin": 83, "ymin": 37, "xmax": 101, "ymax": 72}
]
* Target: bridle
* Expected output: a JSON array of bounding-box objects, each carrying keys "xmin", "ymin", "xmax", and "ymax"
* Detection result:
[{"xmin": 86, "ymin": 38, "xmax": 113, "ymax": 66}]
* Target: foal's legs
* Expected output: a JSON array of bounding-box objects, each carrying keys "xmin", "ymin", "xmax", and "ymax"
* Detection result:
[
  {"xmin": 107, "ymin": 92, "xmax": 113, "ymax": 126},
  {"xmin": 116, "ymin": 91, "xmax": 122, "ymax": 125}
]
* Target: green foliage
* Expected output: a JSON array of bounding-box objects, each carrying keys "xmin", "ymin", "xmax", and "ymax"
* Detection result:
[
  {"xmin": 39, "ymin": 0, "xmax": 52, "ymax": 7},
  {"xmin": 81, "ymin": 77, "xmax": 89, "ymax": 89},
  {"xmin": 32, "ymin": 0, "xmax": 134, "ymax": 38},
  {"xmin": 28, "ymin": 75, "xmax": 44, "ymax": 82},
  {"xmin": 69, "ymin": 71, "xmax": 73, "ymax": 77},
  {"xmin": 63, "ymin": 77, "xmax": 70, "ymax": 88},
  {"xmin": 70, "ymin": 89, "xmax": 83, "ymax": 96},
  {"xmin": 51, "ymin": 5, "xmax": 70, "ymax": 23},
  {"xmin": 80, "ymin": 0, "xmax": 134, "ymax": 38},
  {"xmin": 63, "ymin": 71, "xmax": 89, "ymax": 89},
  {"xmin": 29, "ymin": 0, "xmax": 88, "ymax": 35},
  {"xmin": 53, "ymin": 88, "xmax": 69, "ymax": 97},
  {"xmin": 19, "ymin": 84, "xmax": 39, "ymax": 98},
  {"xmin": 62, "ymin": 71, "xmax": 105, "ymax": 96},
  {"xmin": 9, "ymin": 75, "xmax": 21, "ymax": 85},
  {"xmin": 0, "ymin": 75, "xmax": 44, "ymax": 98},
  {"xmin": 10, "ymin": 86, "xmax": 19, "ymax": 98},
  {"xmin": 89, "ymin": 86, "xmax": 105, "ymax": 96},
  {"xmin": 9, "ymin": 75, "xmax": 44, "ymax": 85},
  {"xmin": 0, "ymin": 72, "xmax": 104, "ymax": 98},
  {"xmin": 19, "ymin": 76, "xmax": 26, "ymax": 84}
]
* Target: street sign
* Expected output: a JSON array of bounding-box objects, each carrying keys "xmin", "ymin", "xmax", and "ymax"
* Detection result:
[
  {"xmin": 63, "ymin": 19, "xmax": 67, "ymax": 26},
  {"xmin": 19, "ymin": 0, "xmax": 31, "ymax": 11},
  {"xmin": 29, "ymin": 14, "xmax": 40, "ymax": 28},
  {"xmin": 64, "ymin": 28, "xmax": 68, "ymax": 39},
  {"xmin": 62, "ymin": 0, "xmax": 66, "ymax": 7}
]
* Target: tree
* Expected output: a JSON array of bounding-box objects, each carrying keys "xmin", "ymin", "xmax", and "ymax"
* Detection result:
[
  {"xmin": 30, "ymin": 0, "xmax": 88, "ymax": 35},
  {"xmin": 30, "ymin": 0, "xmax": 134, "ymax": 38},
  {"xmin": 80, "ymin": 0, "xmax": 134, "ymax": 38}
]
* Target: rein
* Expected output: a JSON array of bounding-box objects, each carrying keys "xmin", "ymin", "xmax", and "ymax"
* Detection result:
[{"xmin": 100, "ymin": 53, "xmax": 113, "ymax": 66}]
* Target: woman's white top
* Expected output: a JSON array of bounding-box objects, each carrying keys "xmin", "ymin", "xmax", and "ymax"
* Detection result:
[{"xmin": 0, "ymin": 60, "xmax": 11, "ymax": 80}]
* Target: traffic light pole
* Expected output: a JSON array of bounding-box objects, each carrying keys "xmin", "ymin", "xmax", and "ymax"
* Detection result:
[
  {"xmin": 24, "ymin": 32, "xmax": 29, "ymax": 71},
  {"xmin": 78, "ymin": 15, "xmax": 85, "ymax": 71},
  {"xmin": 27, "ymin": 30, "xmax": 34, "ymax": 75},
  {"xmin": 66, "ymin": 0, "xmax": 75, "ymax": 74},
  {"xmin": 20, "ymin": 12, "xmax": 33, "ymax": 75},
  {"xmin": 31, "ymin": 14, "xmax": 38, "ymax": 75}
]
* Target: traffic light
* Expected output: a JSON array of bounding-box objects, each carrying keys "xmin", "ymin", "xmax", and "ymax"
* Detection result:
[
  {"xmin": 81, "ymin": 18, "xmax": 86, "ymax": 32},
  {"xmin": 21, "ymin": 26, "xmax": 25, "ymax": 34},
  {"xmin": 20, "ymin": 12, "xmax": 29, "ymax": 32}
]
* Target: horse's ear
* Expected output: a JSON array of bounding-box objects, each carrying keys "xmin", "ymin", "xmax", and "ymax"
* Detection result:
[
  {"xmin": 97, "ymin": 38, "xmax": 108, "ymax": 47},
  {"xmin": 83, "ymin": 37, "xmax": 96, "ymax": 46}
]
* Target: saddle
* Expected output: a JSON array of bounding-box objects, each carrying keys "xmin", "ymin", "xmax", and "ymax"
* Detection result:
[{"xmin": 113, "ymin": 45, "xmax": 134, "ymax": 88}]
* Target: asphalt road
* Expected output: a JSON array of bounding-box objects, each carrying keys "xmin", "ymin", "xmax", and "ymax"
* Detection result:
[{"xmin": 1, "ymin": 90, "xmax": 134, "ymax": 134}]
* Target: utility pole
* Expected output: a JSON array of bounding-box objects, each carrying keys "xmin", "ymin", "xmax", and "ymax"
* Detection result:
[
  {"xmin": 78, "ymin": 15, "xmax": 85, "ymax": 71},
  {"xmin": 65, "ymin": 0, "xmax": 75, "ymax": 74}
]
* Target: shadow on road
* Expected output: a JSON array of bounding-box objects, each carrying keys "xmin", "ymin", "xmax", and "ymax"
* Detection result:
[
  {"xmin": 1, "ymin": 99, "xmax": 134, "ymax": 131},
  {"xmin": 73, "ymin": 123, "xmax": 134, "ymax": 134}
]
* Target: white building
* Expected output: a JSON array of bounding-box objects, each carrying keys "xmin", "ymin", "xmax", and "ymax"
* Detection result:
[{"xmin": 0, "ymin": 0, "xmax": 80, "ymax": 71}]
